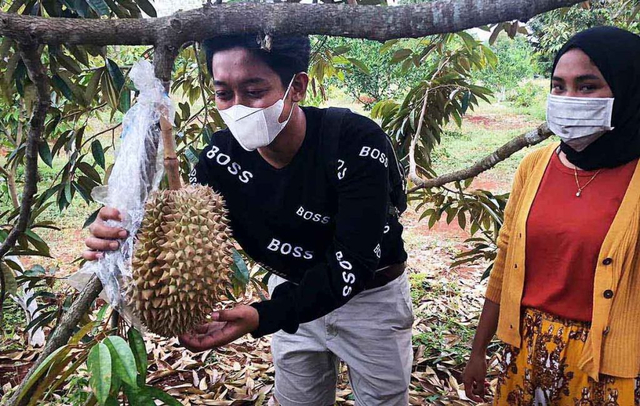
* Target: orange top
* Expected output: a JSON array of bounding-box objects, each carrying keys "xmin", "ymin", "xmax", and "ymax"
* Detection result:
[
  {"xmin": 486, "ymin": 143, "xmax": 640, "ymax": 380},
  {"xmin": 522, "ymin": 152, "xmax": 636, "ymax": 322}
]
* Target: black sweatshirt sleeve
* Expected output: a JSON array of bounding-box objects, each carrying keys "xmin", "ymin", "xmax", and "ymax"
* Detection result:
[{"xmin": 250, "ymin": 115, "xmax": 391, "ymax": 337}]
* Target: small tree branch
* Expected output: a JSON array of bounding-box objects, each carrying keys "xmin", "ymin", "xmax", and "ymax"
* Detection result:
[
  {"xmin": 0, "ymin": 0, "xmax": 583, "ymax": 45},
  {"xmin": 0, "ymin": 43, "xmax": 50, "ymax": 327},
  {"xmin": 408, "ymin": 123, "xmax": 553, "ymax": 193},
  {"xmin": 0, "ymin": 165, "xmax": 19, "ymax": 208}
]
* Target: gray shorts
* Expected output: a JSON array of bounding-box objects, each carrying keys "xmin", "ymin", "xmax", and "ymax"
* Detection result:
[{"xmin": 268, "ymin": 272, "xmax": 414, "ymax": 406}]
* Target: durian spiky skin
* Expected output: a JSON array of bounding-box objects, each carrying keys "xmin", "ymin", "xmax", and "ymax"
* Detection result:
[{"xmin": 127, "ymin": 184, "xmax": 234, "ymax": 337}]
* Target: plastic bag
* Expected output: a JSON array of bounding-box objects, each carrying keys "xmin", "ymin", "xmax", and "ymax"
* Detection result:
[{"xmin": 75, "ymin": 60, "xmax": 174, "ymax": 320}]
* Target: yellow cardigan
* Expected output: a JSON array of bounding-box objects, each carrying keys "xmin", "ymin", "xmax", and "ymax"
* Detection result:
[{"xmin": 486, "ymin": 143, "xmax": 640, "ymax": 380}]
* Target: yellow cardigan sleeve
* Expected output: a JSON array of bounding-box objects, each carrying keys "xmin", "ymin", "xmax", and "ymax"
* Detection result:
[{"xmin": 485, "ymin": 157, "xmax": 529, "ymax": 303}]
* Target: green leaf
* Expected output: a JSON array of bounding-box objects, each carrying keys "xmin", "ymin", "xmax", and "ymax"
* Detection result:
[
  {"xmin": 77, "ymin": 161, "xmax": 102, "ymax": 183},
  {"xmin": 457, "ymin": 211, "xmax": 467, "ymax": 230},
  {"xmin": 70, "ymin": 321, "xmax": 99, "ymax": 345},
  {"xmin": 127, "ymin": 327, "xmax": 147, "ymax": 382},
  {"xmin": 106, "ymin": 59, "xmax": 125, "ymax": 91},
  {"xmin": 122, "ymin": 384, "xmax": 154, "ymax": 406},
  {"xmin": 88, "ymin": 343, "xmax": 112, "ymax": 405},
  {"xmin": 38, "ymin": 140, "xmax": 53, "ymax": 167},
  {"xmin": 390, "ymin": 49, "xmax": 411, "ymax": 64},
  {"xmin": 178, "ymin": 102, "xmax": 190, "ymax": 120},
  {"xmin": 14, "ymin": 346, "xmax": 70, "ymax": 402},
  {"xmin": 185, "ymin": 147, "xmax": 199, "ymax": 165},
  {"xmin": 83, "ymin": 209, "xmax": 100, "ymax": 229},
  {"xmin": 104, "ymin": 336, "xmax": 137, "ymax": 387},
  {"xmin": 91, "ymin": 140, "xmax": 105, "ymax": 169},
  {"xmin": 232, "ymin": 249, "xmax": 250, "ymax": 285},
  {"xmin": 56, "ymin": 52, "xmax": 83, "ymax": 75},
  {"xmin": 146, "ymin": 386, "xmax": 182, "ymax": 406},
  {"xmin": 461, "ymin": 91, "xmax": 471, "ymax": 114},
  {"xmin": 135, "ymin": 0, "xmax": 157, "ymax": 17},
  {"xmin": 96, "ymin": 304, "xmax": 110, "ymax": 321},
  {"xmin": 347, "ymin": 58, "xmax": 370, "ymax": 75},
  {"xmin": 85, "ymin": 69, "xmax": 103, "ymax": 102},
  {"xmin": 65, "ymin": 182, "xmax": 73, "ymax": 203},
  {"xmin": 86, "ymin": 0, "xmax": 110, "ymax": 15},
  {"xmin": 52, "ymin": 74, "xmax": 74, "ymax": 101},
  {"xmin": 379, "ymin": 39, "xmax": 399, "ymax": 54}
]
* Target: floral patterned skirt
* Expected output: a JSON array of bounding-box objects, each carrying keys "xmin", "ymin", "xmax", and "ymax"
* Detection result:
[{"xmin": 494, "ymin": 308, "xmax": 640, "ymax": 406}]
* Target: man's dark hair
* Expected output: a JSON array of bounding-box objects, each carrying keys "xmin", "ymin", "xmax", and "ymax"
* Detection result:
[{"xmin": 202, "ymin": 34, "xmax": 311, "ymax": 87}]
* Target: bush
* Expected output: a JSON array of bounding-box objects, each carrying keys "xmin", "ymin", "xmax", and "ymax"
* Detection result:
[
  {"xmin": 473, "ymin": 35, "xmax": 539, "ymax": 99},
  {"xmin": 507, "ymin": 79, "xmax": 548, "ymax": 121}
]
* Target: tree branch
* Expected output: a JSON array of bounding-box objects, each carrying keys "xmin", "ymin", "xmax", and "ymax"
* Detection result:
[
  {"xmin": 0, "ymin": 42, "xmax": 50, "ymax": 327},
  {"xmin": 408, "ymin": 123, "xmax": 553, "ymax": 193},
  {"xmin": 0, "ymin": 0, "xmax": 582, "ymax": 45}
]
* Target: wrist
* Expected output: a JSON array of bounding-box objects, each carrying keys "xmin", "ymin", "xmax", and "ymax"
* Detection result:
[
  {"xmin": 470, "ymin": 346, "xmax": 487, "ymax": 359},
  {"xmin": 245, "ymin": 305, "xmax": 260, "ymax": 332}
]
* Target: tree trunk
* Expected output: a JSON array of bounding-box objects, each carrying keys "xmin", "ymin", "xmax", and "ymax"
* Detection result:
[{"xmin": 0, "ymin": 0, "xmax": 582, "ymax": 45}]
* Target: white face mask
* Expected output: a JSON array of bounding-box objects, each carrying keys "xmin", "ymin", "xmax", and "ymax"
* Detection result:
[
  {"xmin": 546, "ymin": 94, "xmax": 615, "ymax": 152},
  {"xmin": 218, "ymin": 76, "xmax": 296, "ymax": 151}
]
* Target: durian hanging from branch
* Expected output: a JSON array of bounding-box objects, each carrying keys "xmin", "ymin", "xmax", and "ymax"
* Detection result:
[{"xmin": 80, "ymin": 60, "xmax": 234, "ymax": 337}]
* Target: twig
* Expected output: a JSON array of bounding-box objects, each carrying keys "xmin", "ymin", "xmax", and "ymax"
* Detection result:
[
  {"xmin": 408, "ymin": 55, "xmax": 451, "ymax": 183},
  {"xmin": 0, "ymin": 165, "xmax": 19, "ymax": 208},
  {"xmin": 193, "ymin": 43, "xmax": 210, "ymax": 130},
  {"xmin": 410, "ymin": 89, "xmax": 429, "ymax": 181},
  {"xmin": 80, "ymin": 122, "xmax": 122, "ymax": 149},
  {"xmin": 0, "ymin": 42, "xmax": 50, "ymax": 326},
  {"xmin": 408, "ymin": 123, "xmax": 553, "ymax": 193}
]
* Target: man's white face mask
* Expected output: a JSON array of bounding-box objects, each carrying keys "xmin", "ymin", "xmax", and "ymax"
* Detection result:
[
  {"xmin": 546, "ymin": 94, "xmax": 615, "ymax": 152},
  {"xmin": 218, "ymin": 76, "xmax": 296, "ymax": 151}
]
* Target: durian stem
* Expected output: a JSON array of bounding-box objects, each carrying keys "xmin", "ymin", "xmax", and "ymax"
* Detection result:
[
  {"xmin": 160, "ymin": 112, "xmax": 181, "ymax": 191},
  {"xmin": 155, "ymin": 44, "xmax": 182, "ymax": 191}
]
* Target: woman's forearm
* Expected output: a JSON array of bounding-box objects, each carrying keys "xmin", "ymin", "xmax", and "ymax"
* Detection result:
[{"xmin": 470, "ymin": 299, "xmax": 500, "ymax": 356}]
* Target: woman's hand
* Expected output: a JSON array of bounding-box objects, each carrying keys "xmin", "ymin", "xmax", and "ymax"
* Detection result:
[
  {"xmin": 178, "ymin": 305, "xmax": 259, "ymax": 352},
  {"xmin": 463, "ymin": 351, "xmax": 488, "ymax": 402},
  {"xmin": 83, "ymin": 207, "xmax": 128, "ymax": 261}
]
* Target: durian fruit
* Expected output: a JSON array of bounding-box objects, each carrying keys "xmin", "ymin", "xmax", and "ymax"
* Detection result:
[{"xmin": 126, "ymin": 184, "xmax": 234, "ymax": 337}]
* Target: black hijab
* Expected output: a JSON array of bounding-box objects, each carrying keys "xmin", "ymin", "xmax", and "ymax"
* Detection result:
[{"xmin": 552, "ymin": 26, "xmax": 640, "ymax": 170}]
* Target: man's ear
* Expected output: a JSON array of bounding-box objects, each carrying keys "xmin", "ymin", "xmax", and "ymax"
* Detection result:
[{"xmin": 291, "ymin": 72, "xmax": 309, "ymax": 103}]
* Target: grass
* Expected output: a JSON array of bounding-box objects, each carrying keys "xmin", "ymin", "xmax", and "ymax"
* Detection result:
[{"xmin": 431, "ymin": 91, "xmax": 552, "ymax": 191}]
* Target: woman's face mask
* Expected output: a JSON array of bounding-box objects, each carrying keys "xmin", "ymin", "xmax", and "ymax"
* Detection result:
[
  {"xmin": 218, "ymin": 76, "xmax": 296, "ymax": 151},
  {"xmin": 546, "ymin": 95, "xmax": 615, "ymax": 152},
  {"xmin": 547, "ymin": 49, "xmax": 616, "ymax": 151}
]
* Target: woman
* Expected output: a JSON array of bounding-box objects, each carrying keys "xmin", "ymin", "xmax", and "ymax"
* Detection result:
[{"xmin": 463, "ymin": 26, "xmax": 640, "ymax": 405}]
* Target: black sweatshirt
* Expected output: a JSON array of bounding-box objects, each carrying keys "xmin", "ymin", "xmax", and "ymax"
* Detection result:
[{"xmin": 190, "ymin": 106, "xmax": 407, "ymax": 337}]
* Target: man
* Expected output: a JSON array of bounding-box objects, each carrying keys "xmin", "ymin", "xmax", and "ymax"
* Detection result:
[{"xmin": 84, "ymin": 34, "xmax": 412, "ymax": 405}]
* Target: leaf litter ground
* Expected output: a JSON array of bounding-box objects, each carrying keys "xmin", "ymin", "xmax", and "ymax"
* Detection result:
[{"xmin": 0, "ymin": 196, "xmax": 504, "ymax": 405}]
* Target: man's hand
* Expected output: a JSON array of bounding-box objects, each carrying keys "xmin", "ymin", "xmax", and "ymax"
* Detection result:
[
  {"xmin": 178, "ymin": 305, "xmax": 259, "ymax": 352},
  {"xmin": 83, "ymin": 207, "xmax": 128, "ymax": 261}
]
